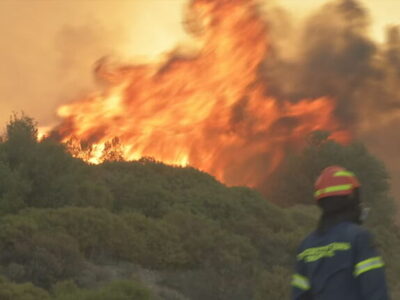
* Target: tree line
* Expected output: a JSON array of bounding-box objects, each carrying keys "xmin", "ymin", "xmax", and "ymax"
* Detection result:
[{"xmin": 0, "ymin": 115, "xmax": 399, "ymax": 299}]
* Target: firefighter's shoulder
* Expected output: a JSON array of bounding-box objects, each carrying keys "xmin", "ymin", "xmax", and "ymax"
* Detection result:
[
  {"xmin": 343, "ymin": 222, "xmax": 371, "ymax": 236},
  {"xmin": 341, "ymin": 222, "xmax": 377, "ymax": 249}
]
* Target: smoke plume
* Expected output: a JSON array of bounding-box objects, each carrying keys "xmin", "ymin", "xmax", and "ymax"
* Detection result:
[{"xmin": 262, "ymin": 0, "xmax": 400, "ymax": 199}]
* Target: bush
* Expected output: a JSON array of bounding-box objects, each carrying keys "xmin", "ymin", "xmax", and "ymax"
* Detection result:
[{"xmin": 53, "ymin": 280, "xmax": 151, "ymax": 300}]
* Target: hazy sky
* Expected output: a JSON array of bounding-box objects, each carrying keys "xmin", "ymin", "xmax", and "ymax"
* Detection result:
[
  {"xmin": 0, "ymin": 0, "xmax": 188, "ymax": 128},
  {"xmin": 0, "ymin": 0, "xmax": 398, "ymax": 128}
]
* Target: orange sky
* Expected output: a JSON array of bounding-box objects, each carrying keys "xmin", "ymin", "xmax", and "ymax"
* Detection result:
[
  {"xmin": 0, "ymin": 0, "xmax": 398, "ymax": 128},
  {"xmin": 0, "ymin": 0, "xmax": 188, "ymax": 128}
]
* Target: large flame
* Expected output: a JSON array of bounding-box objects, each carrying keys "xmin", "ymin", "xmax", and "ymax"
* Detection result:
[{"xmin": 53, "ymin": 0, "xmax": 350, "ymax": 188}]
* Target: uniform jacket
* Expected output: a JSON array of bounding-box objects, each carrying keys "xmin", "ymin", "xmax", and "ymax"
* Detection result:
[{"xmin": 292, "ymin": 222, "xmax": 389, "ymax": 300}]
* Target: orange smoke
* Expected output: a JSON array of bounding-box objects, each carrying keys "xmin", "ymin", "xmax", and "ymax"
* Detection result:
[{"xmin": 53, "ymin": 0, "xmax": 350, "ymax": 188}]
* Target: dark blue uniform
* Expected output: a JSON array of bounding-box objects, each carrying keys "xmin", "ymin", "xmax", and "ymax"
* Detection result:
[{"xmin": 292, "ymin": 222, "xmax": 389, "ymax": 300}]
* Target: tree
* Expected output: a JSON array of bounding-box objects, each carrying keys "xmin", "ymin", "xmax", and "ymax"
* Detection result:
[
  {"xmin": 3, "ymin": 113, "xmax": 38, "ymax": 169},
  {"xmin": 266, "ymin": 131, "xmax": 394, "ymax": 225},
  {"xmin": 100, "ymin": 137, "xmax": 124, "ymax": 163},
  {"xmin": 0, "ymin": 161, "xmax": 31, "ymax": 214}
]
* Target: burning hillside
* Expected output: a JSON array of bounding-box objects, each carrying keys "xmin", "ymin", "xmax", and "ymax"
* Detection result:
[{"xmin": 52, "ymin": 0, "xmax": 350, "ymax": 188}]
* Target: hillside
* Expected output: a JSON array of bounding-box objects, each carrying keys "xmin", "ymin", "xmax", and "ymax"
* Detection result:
[{"xmin": 0, "ymin": 115, "xmax": 399, "ymax": 299}]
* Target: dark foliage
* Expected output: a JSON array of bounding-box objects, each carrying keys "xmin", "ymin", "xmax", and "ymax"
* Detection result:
[{"xmin": 0, "ymin": 116, "xmax": 399, "ymax": 299}]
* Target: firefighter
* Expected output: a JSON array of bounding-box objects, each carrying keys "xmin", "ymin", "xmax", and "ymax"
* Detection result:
[{"xmin": 291, "ymin": 166, "xmax": 389, "ymax": 300}]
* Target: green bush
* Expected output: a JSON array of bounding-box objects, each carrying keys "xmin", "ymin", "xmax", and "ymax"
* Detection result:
[
  {"xmin": 53, "ymin": 280, "xmax": 151, "ymax": 300},
  {"xmin": 0, "ymin": 276, "xmax": 50, "ymax": 300}
]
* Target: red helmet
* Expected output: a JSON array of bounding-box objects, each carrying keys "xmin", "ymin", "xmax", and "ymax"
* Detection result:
[{"xmin": 314, "ymin": 166, "xmax": 360, "ymax": 201}]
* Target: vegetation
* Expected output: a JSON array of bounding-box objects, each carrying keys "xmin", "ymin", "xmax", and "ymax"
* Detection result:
[{"xmin": 0, "ymin": 115, "xmax": 398, "ymax": 299}]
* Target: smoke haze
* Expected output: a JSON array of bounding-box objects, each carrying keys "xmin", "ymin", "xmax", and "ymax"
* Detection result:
[
  {"xmin": 0, "ymin": 0, "xmax": 188, "ymax": 128},
  {"xmin": 262, "ymin": 0, "xmax": 400, "ymax": 199}
]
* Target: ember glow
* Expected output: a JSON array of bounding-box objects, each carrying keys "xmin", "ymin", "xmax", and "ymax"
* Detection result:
[{"xmin": 53, "ymin": 0, "xmax": 350, "ymax": 188}]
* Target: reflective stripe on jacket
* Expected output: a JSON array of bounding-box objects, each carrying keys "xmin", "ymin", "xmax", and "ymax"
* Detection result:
[{"xmin": 292, "ymin": 222, "xmax": 389, "ymax": 300}]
